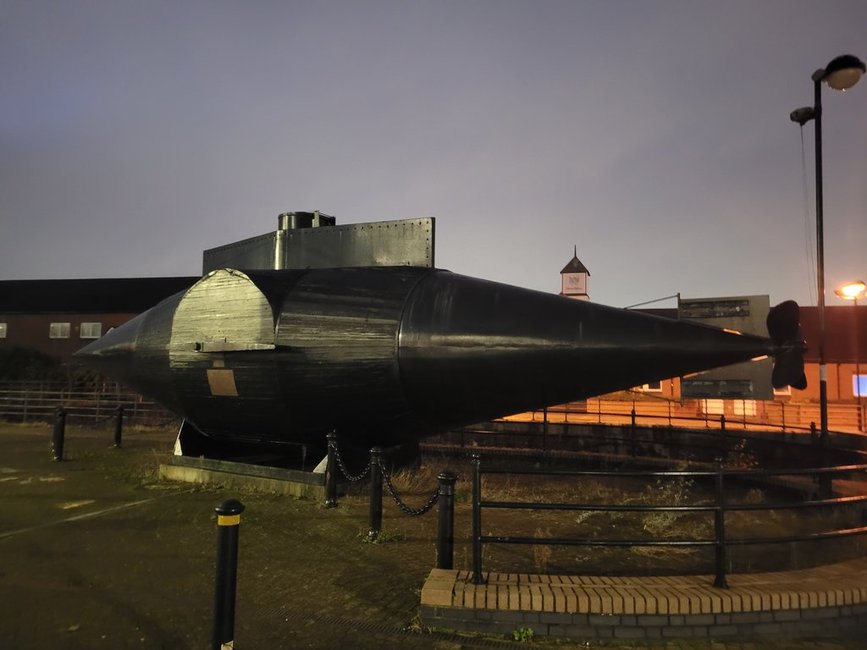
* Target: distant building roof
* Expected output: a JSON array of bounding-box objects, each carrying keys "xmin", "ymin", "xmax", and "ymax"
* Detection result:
[{"xmin": 0, "ymin": 277, "xmax": 198, "ymax": 314}]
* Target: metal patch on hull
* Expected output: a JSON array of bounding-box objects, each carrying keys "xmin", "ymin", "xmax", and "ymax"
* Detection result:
[{"xmin": 207, "ymin": 369, "xmax": 238, "ymax": 397}]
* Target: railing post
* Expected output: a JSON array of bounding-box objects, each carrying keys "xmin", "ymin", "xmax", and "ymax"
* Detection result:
[
  {"xmin": 436, "ymin": 472, "xmax": 457, "ymax": 569},
  {"xmin": 471, "ymin": 454, "xmax": 485, "ymax": 584},
  {"xmin": 113, "ymin": 405, "xmax": 124, "ymax": 448},
  {"xmin": 325, "ymin": 431, "xmax": 338, "ymax": 508},
  {"xmin": 212, "ymin": 498, "xmax": 244, "ymax": 650},
  {"xmin": 818, "ymin": 430, "xmax": 832, "ymax": 499},
  {"xmin": 52, "ymin": 406, "xmax": 66, "ymax": 461},
  {"xmin": 368, "ymin": 447, "xmax": 383, "ymax": 541},
  {"xmin": 713, "ymin": 460, "xmax": 728, "ymax": 589}
]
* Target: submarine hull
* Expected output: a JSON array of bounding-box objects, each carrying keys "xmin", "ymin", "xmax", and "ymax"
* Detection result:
[{"xmin": 76, "ymin": 267, "xmax": 791, "ymax": 449}]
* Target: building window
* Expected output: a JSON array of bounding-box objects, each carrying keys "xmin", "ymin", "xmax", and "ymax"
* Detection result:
[
  {"xmin": 733, "ymin": 400, "xmax": 757, "ymax": 417},
  {"xmin": 0, "ymin": 323, "xmax": 6, "ymax": 339},
  {"xmin": 702, "ymin": 399, "xmax": 725, "ymax": 415},
  {"xmin": 49, "ymin": 322, "xmax": 71, "ymax": 339},
  {"xmin": 854, "ymin": 375, "xmax": 867, "ymax": 399},
  {"xmin": 80, "ymin": 322, "xmax": 102, "ymax": 339}
]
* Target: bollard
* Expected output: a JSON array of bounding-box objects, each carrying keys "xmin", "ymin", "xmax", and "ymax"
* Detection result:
[
  {"xmin": 325, "ymin": 431, "xmax": 338, "ymax": 508},
  {"xmin": 213, "ymin": 498, "xmax": 245, "ymax": 650},
  {"xmin": 436, "ymin": 472, "xmax": 457, "ymax": 569},
  {"xmin": 712, "ymin": 460, "xmax": 728, "ymax": 589},
  {"xmin": 52, "ymin": 407, "xmax": 66, "ymax": 461},
  {"xmin": 114, "ymin": 405, "xmax": 124, "ymax": 448},
  {"xmin": 368, "ymin": 447, "xmax": 383, "ymax": 541}
]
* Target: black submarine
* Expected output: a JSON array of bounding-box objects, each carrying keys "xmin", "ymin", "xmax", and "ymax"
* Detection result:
[{"xmin": 75, "ymin": 263, "xmax": 806, "ymax": 451}]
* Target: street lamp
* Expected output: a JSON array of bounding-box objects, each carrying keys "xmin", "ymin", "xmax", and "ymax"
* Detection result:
[
  {"xmin": 790, "ymin": 54, "xmax": 866, "ymax": 440},
  {"xmin": 835, "ymin": 281, "xmax": 866, "ymax": 426}
]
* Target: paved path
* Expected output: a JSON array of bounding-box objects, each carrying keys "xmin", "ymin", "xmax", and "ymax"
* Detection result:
[{"xmin": 3, "ymin": 424, "xmax": 865, "ymax": 649}]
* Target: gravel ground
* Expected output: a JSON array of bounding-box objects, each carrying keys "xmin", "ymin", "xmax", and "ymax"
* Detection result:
[{"xmin": 1, "ymin": 422, "xmax": 864, "ymax": 650}]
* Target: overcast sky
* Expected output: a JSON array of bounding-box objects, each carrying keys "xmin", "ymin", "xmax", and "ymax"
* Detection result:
[{"xmin": 2, "ymin": 0, "xmax": 865, "ymax": 308}]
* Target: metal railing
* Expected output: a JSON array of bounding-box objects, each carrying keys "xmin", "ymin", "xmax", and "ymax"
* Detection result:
[
  {"xmin": 0, "ymin": 382, "xmax": 176, "ymax": 426},
  {"xmin": 470, "ymin": 454, "xmax": 867, "ymax": 588},
  {"xmin": 512, "ymin": 395, "xmax": 865, "ymax": 434}
]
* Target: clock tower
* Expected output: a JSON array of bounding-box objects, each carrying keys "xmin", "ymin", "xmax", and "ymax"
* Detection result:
[{"xmin": 560, "ymin": 246, "xmax": 590, "ymax": 301}]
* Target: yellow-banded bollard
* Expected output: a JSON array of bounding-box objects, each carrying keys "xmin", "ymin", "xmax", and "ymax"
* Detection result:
[{"xmin": 213, "ymin": 498, "xmax": 244, "ymax": 650}]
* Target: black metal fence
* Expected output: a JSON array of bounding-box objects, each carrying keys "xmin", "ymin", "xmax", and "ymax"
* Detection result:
[
  {"xmin": 470, "ymin": 454, "xmax": 867, "ymax": 588},
  {"xmin": 524, "ymin": 393, "xmax": 865, "ymax": 434},
  {"xmin": 0, "ymin": 381, "xmax": 176, "ymax": 426}
]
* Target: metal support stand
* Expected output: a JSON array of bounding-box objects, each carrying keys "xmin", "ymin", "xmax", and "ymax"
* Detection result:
[
  {"xmin": 471, "ymin": 454, "xmax": 486, "ymax": 584},
  {"xmin": 713, "ymin": 460, "xmax": 728, "ymax": 589}
]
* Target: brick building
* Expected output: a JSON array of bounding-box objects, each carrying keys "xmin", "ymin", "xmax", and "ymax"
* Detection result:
[{"xmin": 0, "ymin": 277, "xmax": 197, "ymax": 377}]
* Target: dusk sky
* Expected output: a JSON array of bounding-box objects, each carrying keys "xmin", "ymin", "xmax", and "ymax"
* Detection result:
[{"xmin": 2, "ymin": 1, "xmax": 865, "ymax": 309}]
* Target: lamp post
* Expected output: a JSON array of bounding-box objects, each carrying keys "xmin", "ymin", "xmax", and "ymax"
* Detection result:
[
  {"xmin": 835, "ymin": 281, "xmax": 866, "ymax": 430},
  {"xmin": 790, "ymin": 54, "xmax": 866, "ymax": 440}
]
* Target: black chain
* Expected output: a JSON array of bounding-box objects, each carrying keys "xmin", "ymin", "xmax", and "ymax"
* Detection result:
[
  {"xmin": 377, "ymin": 458, "xmax": 439, "ymax": 516},
  {"xmin": 330, "ymin": 439, "xmax": 370, "ymax": 482}
]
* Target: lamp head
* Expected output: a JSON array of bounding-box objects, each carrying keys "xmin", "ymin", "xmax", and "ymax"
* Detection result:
[
  {"xmin": 820, "ymin": 54, "xmax": 866, "ymax": 91},
  {"xmin": 835, "ymin": 280, "xmax": 867, "ymax": 301},
  {"xmin": 790, "ymin": 106, "xmax": 815, "ymax": 125}
]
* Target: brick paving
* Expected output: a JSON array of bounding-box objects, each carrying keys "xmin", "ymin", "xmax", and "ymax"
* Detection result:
[{"xmin": 421, "ymin": 558, "xmax": 867, "ymax": 640}]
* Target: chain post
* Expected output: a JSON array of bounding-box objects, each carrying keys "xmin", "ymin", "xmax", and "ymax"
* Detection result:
[
  {"xmin": 52, "ymin": 406, "xmax": 66, "ymax": 461},
  {"xmin": 713, "ymin": 459, "xmax": 728, "ymax": 589},
  {"xmin": 113, "ymin": 405, "xmax": 124, "ymax": 448},
  {"xmin": 436, "ymin": 472, "xmax": 457, "ymax": 569},
  {"xmin": 325, "ymin": 431, "xmax": 338, "ymax": 508},
  {"xmin": 212, "ymin": 498, "xmax": 244, "ymax": 650},
  {"xmin": 368, "ymin": 447, "xmax": 383, "ymax": 541}
]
